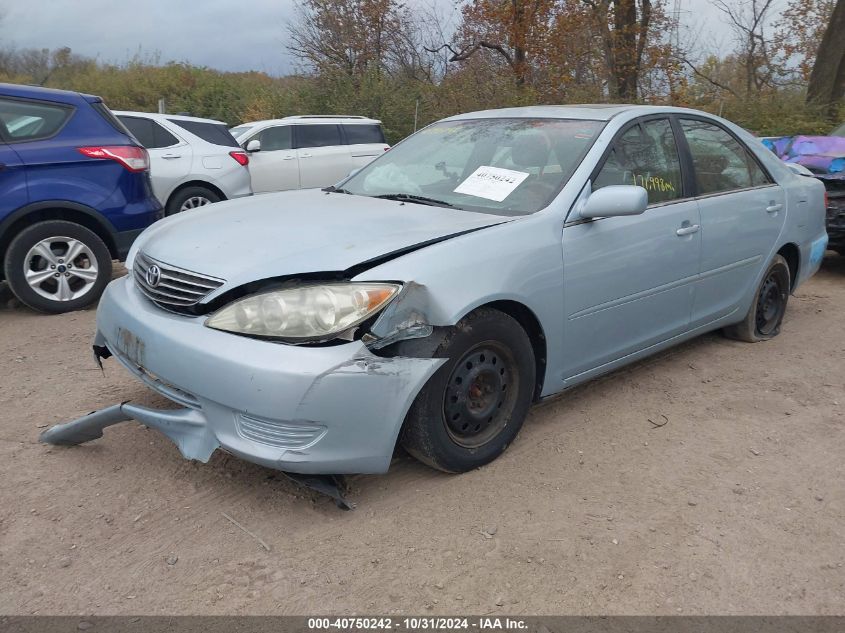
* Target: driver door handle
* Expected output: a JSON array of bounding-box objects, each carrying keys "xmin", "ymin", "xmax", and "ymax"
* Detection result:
[
  {"xmin": 676, "ymin": 224, "xmax": 700, "ymax": 236},
  {"xmin": 766, "ymin": 203, "xmax": 783, "ymax": 213}
]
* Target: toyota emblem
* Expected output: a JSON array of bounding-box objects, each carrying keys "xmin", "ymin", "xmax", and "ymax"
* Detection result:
[{"xmin": 146, "ymin": 264, "xmax": 161, "ymax": 288}]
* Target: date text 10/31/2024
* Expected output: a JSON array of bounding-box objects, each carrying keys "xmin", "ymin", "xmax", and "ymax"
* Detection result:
[{"xmin": 307, "ymin": 617, "xmax": 529, "ymax": 631}]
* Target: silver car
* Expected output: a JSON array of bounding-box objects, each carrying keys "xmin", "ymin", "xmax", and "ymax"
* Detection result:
[
  {"xmin": 43, "ymin": 105, "xmax": 828, "ymax": 478},
  {"xmin": 115, "ymin": 112, "xmax": 253, "ymax": 215}
]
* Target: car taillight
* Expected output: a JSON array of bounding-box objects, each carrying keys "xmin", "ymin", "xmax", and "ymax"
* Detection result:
[
  {"xmin": 78, "ymin": 146, "xmax": 149, "ymax": 172},
  {"xmin": 229, "ymin": 150, "xmax": 249, "ymax": 166}
]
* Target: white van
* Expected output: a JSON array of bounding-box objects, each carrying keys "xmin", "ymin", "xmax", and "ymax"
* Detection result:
[{"xmin": 230, "ymin": 116, "xmax": 389, "ymax": 193}]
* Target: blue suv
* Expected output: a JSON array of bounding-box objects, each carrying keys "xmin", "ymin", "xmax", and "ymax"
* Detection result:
[{"xmin": 0, "ymin": 83, "xmax": 162, "ymax": 313}]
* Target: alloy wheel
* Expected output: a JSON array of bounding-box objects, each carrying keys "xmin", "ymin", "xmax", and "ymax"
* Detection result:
[
  {"xmin": 23, "ymin": 237, "xmax": 99, "ymax": 302},
  {"xmin": 180, "ymin": 196, "xmax": 211, "ymax": 212}
]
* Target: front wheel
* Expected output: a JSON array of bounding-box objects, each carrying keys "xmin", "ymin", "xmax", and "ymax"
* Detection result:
[
  {"xmin": 3, "ymin": 220, "xmax": 113, "ymax": 313},
  {"xmin": 395, "ymin": 307, "xmax": 536, "ymax": 473},
  {"xmin": 723, "ymin": 254, "xmax": 790, "ymax": 342}
]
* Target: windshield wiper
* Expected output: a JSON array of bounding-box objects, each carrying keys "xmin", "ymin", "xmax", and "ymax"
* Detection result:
[
  {"xmin": 322, "ymin": 185, "xmax": 351, "ymax": 194},
  {"xmin": 373, "ymin": 193, "xmax": 455, "ymax": 208}
]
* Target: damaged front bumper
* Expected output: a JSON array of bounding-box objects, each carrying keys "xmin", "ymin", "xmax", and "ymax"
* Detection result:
[{"xmin": 41, "ymin": 276, "xmax": 444, "ymax": 474}]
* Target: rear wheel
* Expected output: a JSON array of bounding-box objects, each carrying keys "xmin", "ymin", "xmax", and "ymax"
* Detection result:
[
  {"xmin": 723, "ymin": 254, "xmax": 790, "ymax": 342},
  {"xmin": 166, "ymin": 185, "xmax": 221, "ymax": 216},
  {"xmin": 396, "ymin": 307, "xmax": 536, "ymax": 473},
  {"xmin": 3, "ymin": 220, "xmax": 112, "ymax": 313}
]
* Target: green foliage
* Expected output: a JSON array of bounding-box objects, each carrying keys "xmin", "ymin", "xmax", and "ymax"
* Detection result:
[{"xmin": 0, "ymin": 45, "xmax": 839, "ymax": 139}]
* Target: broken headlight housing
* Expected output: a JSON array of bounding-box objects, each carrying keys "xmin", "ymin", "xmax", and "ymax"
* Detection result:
[{"xmin": 205, "ymin": 282, "xmax": 401, "ymax": 342}]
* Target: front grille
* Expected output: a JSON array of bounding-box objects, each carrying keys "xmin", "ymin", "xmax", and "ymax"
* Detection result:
[
  {"xmin": 236, "ymin": 413, "xmax": 327, "ymax": 450},
  {"xmin": 133, "ymin": 252, "xmax": 224, "ymax": 308}
]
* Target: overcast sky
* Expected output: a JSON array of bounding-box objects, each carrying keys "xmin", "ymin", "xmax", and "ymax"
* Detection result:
[{"xmin": 1, "ymin": 0, "xmax": 746, "ymax": 76}]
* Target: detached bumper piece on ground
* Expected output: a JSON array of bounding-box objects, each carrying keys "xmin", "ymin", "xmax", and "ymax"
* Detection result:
[{"xmin": 39, "ymin": 404, "xmax": 354, "ymax": 510}]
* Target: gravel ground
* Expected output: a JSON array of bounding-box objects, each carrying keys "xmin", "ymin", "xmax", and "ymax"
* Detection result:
[{"xmin": 0, "ymin": 256, "xmax": 843, "ymax": 615}]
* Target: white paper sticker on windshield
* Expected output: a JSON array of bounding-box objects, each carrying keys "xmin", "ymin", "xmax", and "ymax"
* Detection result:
[{"xmin": 454, "ymin": 166, "xmax": 530, "ymax": 202}]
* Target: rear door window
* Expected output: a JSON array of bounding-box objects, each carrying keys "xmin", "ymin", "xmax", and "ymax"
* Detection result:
[
  {"xmin": 169, "ymin": 119, "xmax": 239, "ymax": 147},
  {"xmin": 295, "ymin": 124, "xmax": 342, "ymax": 149},
  {"xmin": 679, "ymin": 119, "xmax": 772, "ymax": 195},
  {"xmin": 119, "ymin": 116, "xmax": 179, "ymax": 149},
  {"xmin": 0, "ymin": 98, "xmax": 72, "ymax": 142},
  {"xmin": 343, "ymin": 124, "xmax": 385, "ymax": 145},
  {"xmin": 594, "ymin": 118, "xmax": 683, "ymax": 204},
  {"xmin": 256, "ymin": 125, "xmax": 292, "ymax": 151}
]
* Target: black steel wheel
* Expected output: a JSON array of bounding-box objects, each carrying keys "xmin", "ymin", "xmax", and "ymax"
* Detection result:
[
  {"xmin": 755, "ymin": 270, "xmax": 787, "ymax": 337},
  {"xmin": 723, "ymin": 254, "xmax": 790, "ymax": 343},
  {"xmin": 394, "ymin": 307, "xmax": 536, "ymax": 473},
  {"xmin": 443, "ymin": 342, "xmax": 518, "ymax": 449}
]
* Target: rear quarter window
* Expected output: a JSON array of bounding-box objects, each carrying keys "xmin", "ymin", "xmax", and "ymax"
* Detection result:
[
  {"xmin": 343, "ymin": 124, "xmax": 385, "ymax": 145},
  {"xmin": 0, "ymin": 98, "xmax": 73, "ymax": 142},
  {"xmin": 119, "ymin": 116, "xmax": 179, "ymax": 149},
  {"xmin": 169, "ymin": 119, "xmax": 239, "ymax": 147}
]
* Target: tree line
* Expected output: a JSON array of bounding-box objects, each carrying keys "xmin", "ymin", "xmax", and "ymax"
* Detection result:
[{"xmin": 0, "ymin": 0, "xmax": 842, "ymax": 143}]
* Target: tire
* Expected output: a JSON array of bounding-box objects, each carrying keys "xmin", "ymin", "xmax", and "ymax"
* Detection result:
[
  {"xmin": 166, "ymin": 186, "xmax": 221, "ymax": 216},
  {"xmin": 395, "ymin": 307, "xmax": 536, "ymax": 473},
  {"xmin": 723, "ymin": 254, "xmax": 791, "ymax": 343},
  {"xmin": 4, "ymin": 220, "xmax": 112, "ymax": 314}
]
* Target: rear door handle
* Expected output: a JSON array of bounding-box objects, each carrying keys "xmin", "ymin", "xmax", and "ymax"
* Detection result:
[
  {"xmin": 299, "ymin": 153, "xmax": 312, "ymax": 159},
  {"xmin": 282, "ymin": 155, "xmax": 296, "ymax": 160},
  {"xmin": 766, "ymin": 203, "xmax": 783, "ymax": 213},
  {"xmin": 676, "ymin": 224, "xmax": 700, "ymax": 236}
]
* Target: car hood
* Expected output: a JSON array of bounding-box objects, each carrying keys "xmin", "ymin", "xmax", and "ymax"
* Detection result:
[{"xmin": 137, "ymin": 189, "xmax": 510, "ymax": 288}]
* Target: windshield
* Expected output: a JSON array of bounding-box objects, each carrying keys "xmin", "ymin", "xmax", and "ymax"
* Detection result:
[{"xmin": 341, "ymin": 118, "xmax": 604, "ymax": 216}]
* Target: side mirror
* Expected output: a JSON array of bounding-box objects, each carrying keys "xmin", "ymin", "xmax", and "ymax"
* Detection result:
[
  {"xmin": 245, "ymin": 139, "xmax": 261, "ymax": 152},
  {"xmin": 579, "ymin": 185, "xmax": 648, "ymax": 219}
]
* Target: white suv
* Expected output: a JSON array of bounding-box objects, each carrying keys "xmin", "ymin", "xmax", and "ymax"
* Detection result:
[
  {"xmin": 230, "ymin": 116, "xmax": 388, "ymax": 193},
  {"xmin": 115, "ymin": 112, "xmax": 253, "ymax": 215}
]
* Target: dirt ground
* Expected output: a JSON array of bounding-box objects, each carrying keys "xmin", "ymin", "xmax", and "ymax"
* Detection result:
[{"xmin": 0, "ymin": 256, "xmax": 843, "ymax": 616}]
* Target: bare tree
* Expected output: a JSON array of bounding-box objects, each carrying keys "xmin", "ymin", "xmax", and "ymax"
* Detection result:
[
  {"xmin": 712, "ymin": 0, "xmax": 779, "ymax": 96},
  {"xmin": 426, "ymin": 0, "xmax": 556, "ymax": 88},
  {"xmin": 581, "ymin": 0, "xmax": 654, "ymax": 101}
]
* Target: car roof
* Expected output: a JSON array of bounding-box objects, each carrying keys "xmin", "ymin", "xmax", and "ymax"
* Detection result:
[
  {"xmin": 113, "ymin": 111, "xmax": 227, "ymax": 125},
  {"xmin": 443, "ymin": 104, "xmax": 716, "ymax": 122},
  {"xmin": 237, "ymin": 115, "xmax": 382, "ymax": 127},
  {"xmin": 0, "ymin": 82, "xmax": 96, "ymax": 104}
]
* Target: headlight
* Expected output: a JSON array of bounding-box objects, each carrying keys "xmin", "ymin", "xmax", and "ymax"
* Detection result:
[{"xmin": 205, "ymin": 282, "xmax": 401, "ymax": 341}]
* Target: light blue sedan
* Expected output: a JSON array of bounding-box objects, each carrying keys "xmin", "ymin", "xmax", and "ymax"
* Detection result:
[{"xmin": 43, "ymin": 105, "xmax": 828, "ymax": 479}]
